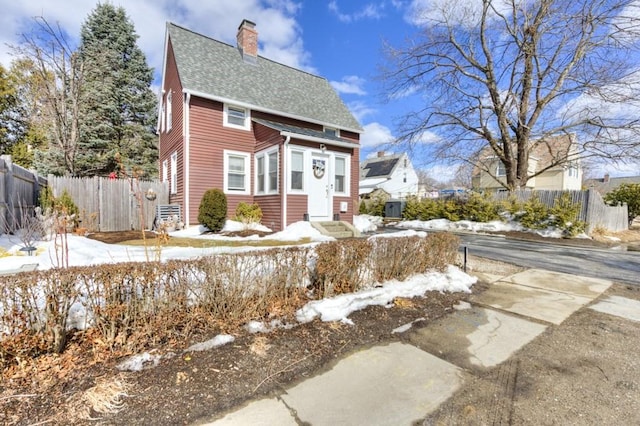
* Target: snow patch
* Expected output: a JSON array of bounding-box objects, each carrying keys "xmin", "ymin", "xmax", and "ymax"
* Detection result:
[{"xmin": 186, "ymin": 334, "xmax": 235, "ymax": 352}]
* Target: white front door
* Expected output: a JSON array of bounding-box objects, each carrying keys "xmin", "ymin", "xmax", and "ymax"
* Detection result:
[{"xmin": 308, "ymin": 153, "xmax": 331, "ymax": 219}]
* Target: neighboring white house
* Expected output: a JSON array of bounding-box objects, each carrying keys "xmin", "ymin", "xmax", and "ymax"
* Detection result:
[{"xmin": 359, "ymin": 152, "xmax": 419, "ymax": 199}]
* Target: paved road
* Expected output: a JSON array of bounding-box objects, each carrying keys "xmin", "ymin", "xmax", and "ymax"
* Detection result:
[{"xmin": 455, "ymin": 233, "xmax": 640, "ymax": 285}]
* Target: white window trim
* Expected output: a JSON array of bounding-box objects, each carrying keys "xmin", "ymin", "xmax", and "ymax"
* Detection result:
[
  {"xmin": 224, "ymin": 150, "xmax": 251, "ymax": 195},
  {"xmin": 160, "ymin": 95, "xmax": 166, "ymax": 133},
  {"xmin": 162, "ymin": 159, "xmax": 168, "ymax": 183},
  {"xmin": 223, "ymin": 104, "xmax": 251, "ymax": 130},
  {"xmin": 323, "ymin": 126, "xmax": 340, "ymax": 137},
  {"xmin": 496, "ymin": 162, "xmax": 506, "ymax": 177},
  {"xmin": 289, "ymin": 150, "xmax": 305, "ymax": 193},
  {"xmin": 254, "ymin": 148, "xmax": 279, "ymax": 195},
  {"xmin": 166, "ymin": 91, "xmax": 173, "ymax": 132},
  {"xmin": 333, "ymin": 154, "xmax": 350, "ymax": 196},
  {"xmin": 170, "ymin": 152, "xmax": 177, "ymax": 194}
]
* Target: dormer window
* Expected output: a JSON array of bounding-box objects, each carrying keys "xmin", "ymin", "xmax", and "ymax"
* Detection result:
[
  {"xmin": 224, "ymin": 104, "xmax": 250, "ymax": 130},
  {"xmin": 324, "ymin": 126, "xmax": 339, "ymax": 137}
]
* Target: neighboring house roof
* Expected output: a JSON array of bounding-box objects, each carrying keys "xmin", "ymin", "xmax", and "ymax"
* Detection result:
[
  {"xmin": 585, "ymin": 175, "xmax": 640, "ymax": 195},
  {"xmin": 166, "ymin": 22, "xmax": 363, "ymax": 133},
  {"xmin": 360, "ymin": 154, "xmax": 403, "ymax": 179}
]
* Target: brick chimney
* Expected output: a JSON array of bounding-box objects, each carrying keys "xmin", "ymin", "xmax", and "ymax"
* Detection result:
[
  {"xmin": 237, "ymin": 19, "xmax": 258, "ymax": 64},
  {"xmin": 377, "ymin": 151, "xmax": 385, "ymax": 158}
]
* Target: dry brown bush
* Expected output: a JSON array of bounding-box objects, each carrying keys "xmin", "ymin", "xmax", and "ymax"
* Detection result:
[
  {"xmin": 313, "ymin": 239, "xmax": 373, "ymax": 297},
  {"xmin": 1, "ymin": 235, "xmax": 459, "ymax": 375}
]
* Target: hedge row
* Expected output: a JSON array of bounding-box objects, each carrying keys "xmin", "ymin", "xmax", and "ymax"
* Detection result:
[{"xmin": 1, "ymin": 233, "xmax": 459, "ymax": 370}]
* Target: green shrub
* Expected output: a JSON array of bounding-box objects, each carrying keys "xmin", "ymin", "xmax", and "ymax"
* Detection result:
[
  {"xmin": 550, "ymin": 193, "xmax": 586, "ymax": 237},
  {"xmin": 500, "ymin": 194, "xmax": 524, "ymax": 219},
  {"xmin": 39, "ymin": 186, "xmax": 56, "ymax": 211},
  {"xmin": 462, "ymin": 192, "xmax": 500, "ymax": 222},
  {"xmin": 198, "ymin": 188, "xmax": 227, "ymax": 232},
  {"xmin": 402, "ymin": 196, "xmax": 442, "ymax": 221},
  {"xmin": 518, "ymin": 196, "xmax": 549, "ymax": 229},
  {"xmin": 438, "ymin": 198, "xmax": 462, "ymax": 222},
  {"xmin": 402, "ymin": 196, "xmax": 423, "ymax": 220},
  {"xmin": 233, "ymin": 202, "xmax": 263, "ymax": 224},
  {"xmin": 360, "ymin": 194, "xmax": 386, "ymax": 216},
  {"xmin": 55, "ymin": 190, "xmax": 79, "ymax": 218},
  {"xmin": 605, "ymin": 183, "xmax": 640, "ymax": 225},
  {"xmin": 359, "ymin": 200, "xmax": 368, "ymax": 214}
]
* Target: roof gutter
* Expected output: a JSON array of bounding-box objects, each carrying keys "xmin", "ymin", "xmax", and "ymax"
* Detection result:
[
  {"xmin": 182, "ymin": 88, "xmax": 363, "ymax": 134},
  {"xmin": 280, "ymin": 131, "xmax": 360, "ymax": 149}
]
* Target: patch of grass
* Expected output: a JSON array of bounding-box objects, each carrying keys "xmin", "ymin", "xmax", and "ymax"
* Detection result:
[{"xmin": 119, "ymin": 236, "xmax": 312, "ymax": 248}]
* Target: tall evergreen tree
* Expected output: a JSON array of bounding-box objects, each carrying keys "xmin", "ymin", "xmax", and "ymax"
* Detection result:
[
  {"xmin": 77, "ymin": 3, "xmax": 157, "ymax": 178},
  {"xmin": 0, "ymin": 64, "xmax": 25, "ymax": 155}
]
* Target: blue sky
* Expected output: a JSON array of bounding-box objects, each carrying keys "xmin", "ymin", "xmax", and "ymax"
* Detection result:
[{"xmin": 1, "ymin": 0, "xmax": 638, "ymax": 180}]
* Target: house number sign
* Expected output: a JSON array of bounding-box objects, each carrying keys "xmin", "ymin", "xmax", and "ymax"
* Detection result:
[{"xmin": 313, "ymin": 159, "xmax": 326, "ymax": 179}]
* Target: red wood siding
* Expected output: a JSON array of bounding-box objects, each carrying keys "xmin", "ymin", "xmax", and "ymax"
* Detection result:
[
  {"xmin": 255, "ymin": 194, "xmax": 281, "ymax": 230},
  {"xmin": 187, "ymin": 97, "xmax": 255, "ymax": 225},
  {"xmin": 287, "ymin": 194, "xmax": 308, "ymax": 226},
  {"xmin": 159, "ymin": 38, "xmax": 185, "ymax": 212}
]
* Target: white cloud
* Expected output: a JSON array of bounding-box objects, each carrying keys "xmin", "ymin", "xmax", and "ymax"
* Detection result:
[
  {"xmin": 348, "ymin": 101, "xmax": 377, "ymax": 123},
  {"xmin": 331, "ymin": 75, "xmax": 367, "ymax": 95},
  {"xmin": 423, "ymin": 164, "xmax": 456, "ymax": 182},
  {"xmin": 405, "ymin": 0, "xmax": 512, "ymax": 28},
  {"xmin": 0, "ymin": 0, "xmax": 312, "ymax": 77},
  {"xmin": 328, "ymin": 1, "xmax": 385, "ymax": 23},
  {"xmin": 360, "ymin": 122, "xmax": 396, "ymax": 148}
]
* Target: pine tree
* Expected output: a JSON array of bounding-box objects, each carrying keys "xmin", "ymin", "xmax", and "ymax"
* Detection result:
[
  {"xmin": 0, "ymin": 64, "xmax": 25, "ymax": 155},
  {"xmin": 77, "ymin": 3, "xmax": 158, "ymax": 178}
]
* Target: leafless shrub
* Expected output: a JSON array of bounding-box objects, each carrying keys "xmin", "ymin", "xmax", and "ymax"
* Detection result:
[
  {"xmin": 313, "ymin": 239, "xmax": 373, "ymax": 297},
  {"xmin": 0, "ymin": 235, "xmax": 459, "ymax": 369}
]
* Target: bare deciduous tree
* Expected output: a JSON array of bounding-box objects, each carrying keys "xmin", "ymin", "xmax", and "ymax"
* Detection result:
[
  {"xmin": 11, "ymin": 16, "xmax": 83, "ymax": 176},
  {"xmin": 381, "ymin": 0, "xmax": 640, "ymax": 190}
]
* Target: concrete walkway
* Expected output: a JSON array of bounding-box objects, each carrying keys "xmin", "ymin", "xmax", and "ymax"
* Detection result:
[{"xmin": 198, "ymin": 269, "xmax": 638, "ymax": 426}]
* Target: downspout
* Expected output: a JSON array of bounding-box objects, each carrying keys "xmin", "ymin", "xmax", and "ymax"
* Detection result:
[
  {"xmin": 282, "ymin": 135, "xmax": 290, "ymax": 230},
  {"xmin": 184, "ymin": 92, "xmax": 191, "ymax": 226}
]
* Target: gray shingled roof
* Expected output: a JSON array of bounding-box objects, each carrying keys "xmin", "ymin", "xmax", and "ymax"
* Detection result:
[
  {"xmin": 167, "ymin": 23, "xmax": 363, "ymax": 133},
  {"xmin": 252, "ymin": 118, "xmax": 357, "ymax": 145},
  {"xmin": 584, "ymin": 175, "xmax": 640, "ymax": 195}
]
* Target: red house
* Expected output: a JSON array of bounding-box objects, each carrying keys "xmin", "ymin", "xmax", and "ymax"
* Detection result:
[{"xmin": 158, "ymin": 20, "xmax": 363, "ymax": 232}]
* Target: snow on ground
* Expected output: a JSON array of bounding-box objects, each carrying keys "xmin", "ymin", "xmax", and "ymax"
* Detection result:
[{"xmin": 1, "ymin": 214, "xmax": 568, "ymax": 365}]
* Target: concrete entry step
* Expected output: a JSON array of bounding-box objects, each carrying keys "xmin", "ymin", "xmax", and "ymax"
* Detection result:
[{"xmin": 311, "ymin": 220, "xmax": 361, "ymax": 239}]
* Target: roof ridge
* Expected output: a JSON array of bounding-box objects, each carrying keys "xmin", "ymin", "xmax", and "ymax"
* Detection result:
[{"xmin": 166, "ymin": 21, "xmax": 326, "ymax": 82}]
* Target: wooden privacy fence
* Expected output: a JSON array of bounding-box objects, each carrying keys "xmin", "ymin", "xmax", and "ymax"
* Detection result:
[
  {"xmin": 0, "ymin": 156, "xmax": 47, "ymax": 233},
  {"xmin": 48, "ymin": 175, "xmax": 169, "ymax": 232},
  {"xmin": 492, "ymin": 189, "xmax": 628, "ymax": 232}
]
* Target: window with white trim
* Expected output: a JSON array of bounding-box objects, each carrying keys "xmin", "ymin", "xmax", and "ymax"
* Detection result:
[
  {"xmin": 255, "ymin": 149, "xmax": 278, "ymax": 194},
  {"xmin": 324, "ymin": 126, "xmax": 340, "ymax": 137},
  {"xmin": 334, "ymin": 156, "xmax": 347, "ymax": 194},
  {"xmin": 256, "ymin": 156, "xmax": 265, "ymax": 193},
  {"xmin": 290, "ymin": 151, "xmax": 304, "ymax": 191},
  {"xmin": 166, "ymin": 91, "xmax": 172, "ymax": 132},
  {"xmin": 568, "ymin": 163, "xmax": 579, "ymax": 178},
  {"xmin": 170, "ymin": 152, "xmax": 177, "ymax": 194},
  {"xmin": 224, "ymin": 150, "xmax": 250, "ymax": 194},
  {"xmin": 496, "ymin": 162, "xmax": 506, "ymax": 177},
  {"xmin": 160, "ymin": 96, "xmax": 166, "ymax": 133},
  {"xmin": 162, "ymin": 159, "xmax": 168, "ymax": 183},
  {"xmin": 224, "ymin": 104, "xmax": 250, "ymax": 130}
]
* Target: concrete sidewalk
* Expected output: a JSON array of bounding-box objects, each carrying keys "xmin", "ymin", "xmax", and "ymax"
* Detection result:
[{"xmin": 198, "ymin": 269, "xmax": 638, "ymax": 426}]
